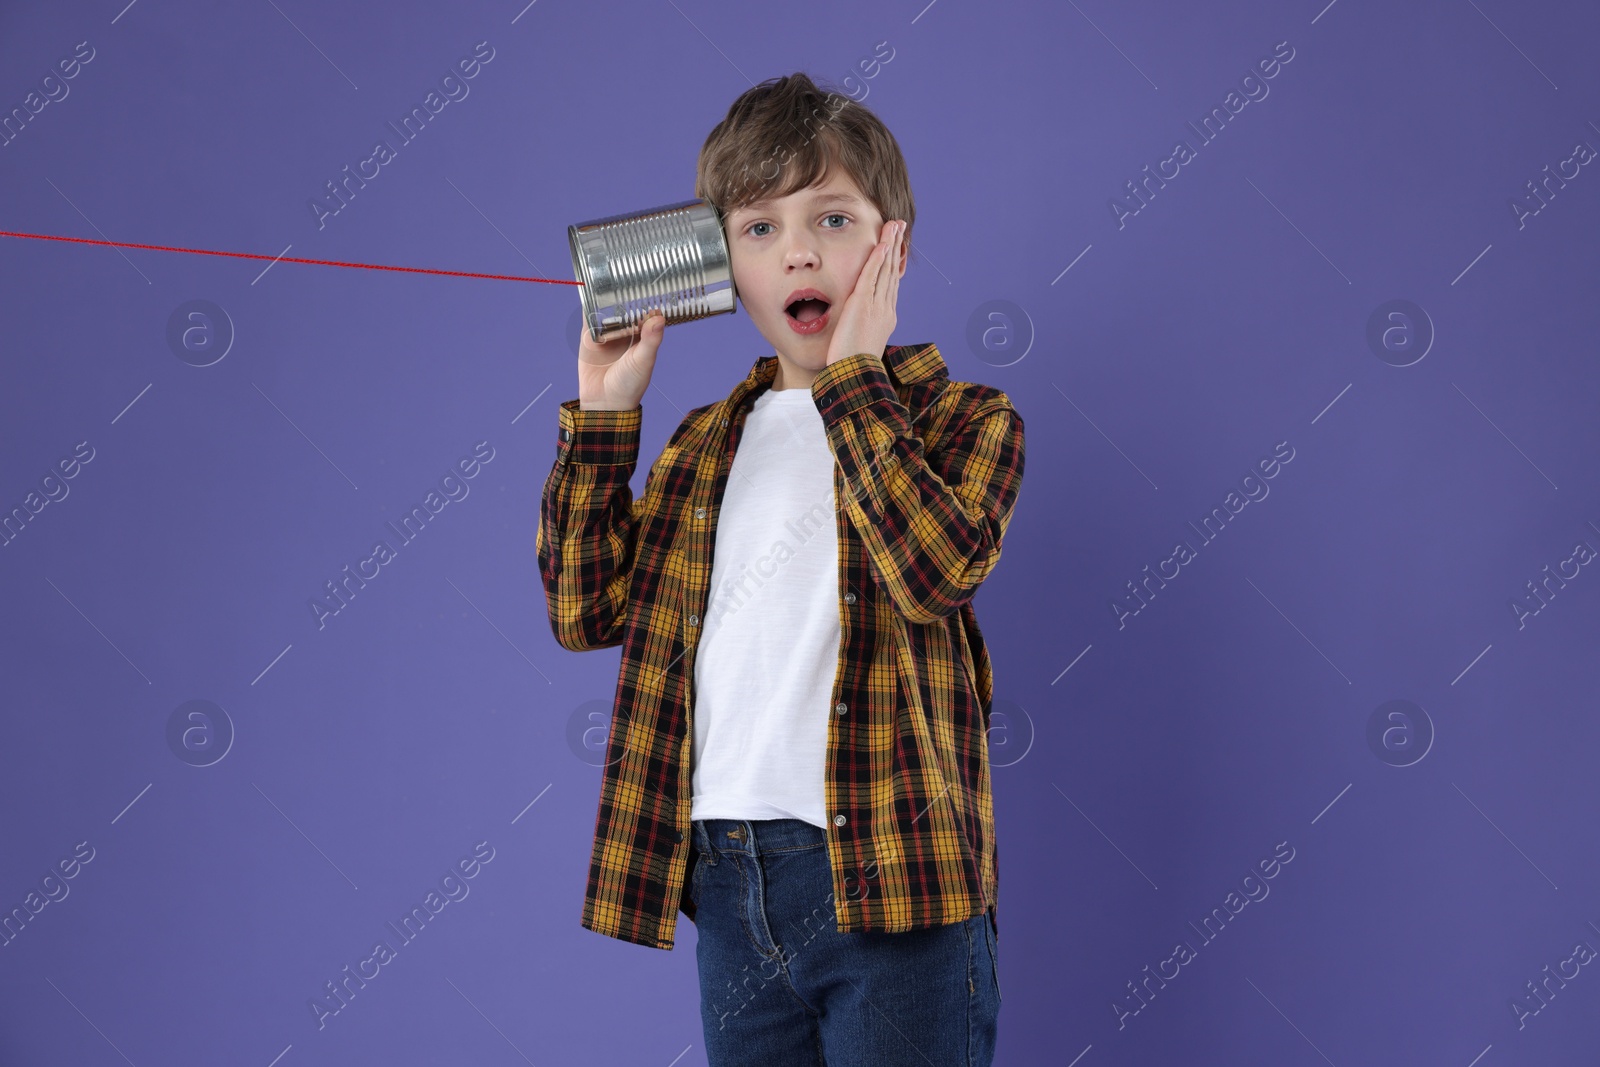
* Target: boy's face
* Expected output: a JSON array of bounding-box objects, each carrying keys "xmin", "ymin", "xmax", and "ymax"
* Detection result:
[{"xmin": 724, "ymin": 167, "xmax": 907, "ymax": 382}]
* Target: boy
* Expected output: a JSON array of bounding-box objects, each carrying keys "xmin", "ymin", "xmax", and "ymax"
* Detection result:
[{"xmin": 537, "ymin": 72, "xmax": 1024, "ymax": 1066}]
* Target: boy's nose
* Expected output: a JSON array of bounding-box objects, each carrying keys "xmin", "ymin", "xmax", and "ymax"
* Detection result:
[{"xmin": 784, "ymin": 243, "xmax": 820, "ymax": 268}]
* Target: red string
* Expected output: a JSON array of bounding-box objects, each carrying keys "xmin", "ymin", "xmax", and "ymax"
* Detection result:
[{"xmin": 0, "ymin": 228, "xmax": 583, "ymax": 286}]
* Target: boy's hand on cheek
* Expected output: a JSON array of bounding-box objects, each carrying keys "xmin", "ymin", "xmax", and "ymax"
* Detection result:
[{"xmin": 825, "ymin": 220, "xmax": 904, "ymax": 368}]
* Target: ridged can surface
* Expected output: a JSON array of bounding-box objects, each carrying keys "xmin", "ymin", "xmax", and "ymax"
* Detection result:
[{"xmin": 568, "ymin": 199, "xmax": 737, "ymax": 343}]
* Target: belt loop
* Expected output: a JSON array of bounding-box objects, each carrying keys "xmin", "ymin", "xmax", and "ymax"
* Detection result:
[{"xmin": 696, "ymin": 820, "xmax": 720, "ymax": 865}]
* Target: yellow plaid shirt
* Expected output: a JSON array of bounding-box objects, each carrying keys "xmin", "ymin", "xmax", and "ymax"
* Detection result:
[{"xmin": 537, "ymin": 342, "xmax": 1025, "ymax": 950}]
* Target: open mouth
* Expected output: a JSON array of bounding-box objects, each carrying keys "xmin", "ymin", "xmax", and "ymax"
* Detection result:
[
  {"xmin": 785, "ymin": 296, "xmax": 829, "ymax": 321},
  {"xmin": 784, "ymin": 291, "xmax": 832, "ymax": 335}
]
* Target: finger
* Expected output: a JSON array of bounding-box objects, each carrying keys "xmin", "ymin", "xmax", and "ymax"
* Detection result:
[
  {"xmin": 880, "ymin": 223, "xmax": 901, "ymax": 308},
  {"xmin": 887, "ymin": 227, "xmax": 903, "ymax": 299},
  {"xmin": 854, "ymin": 243, "xmax": 884, "ymax": 301},
  {"xmin": 625, "ymin": 317, "xmax": 649, "ymax": 357},
  {"xmin": 859, "ymin": 229, "xmax": 888, "ymax": 300},
  {"xmin": 874, "ymin": 222, "xmax": 897, "ymax": 293}
]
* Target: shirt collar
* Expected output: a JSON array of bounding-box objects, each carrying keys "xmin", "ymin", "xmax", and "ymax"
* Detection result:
[{"xmin": 729, "ymin": 342, "xmax": 948, "ymax": 411}]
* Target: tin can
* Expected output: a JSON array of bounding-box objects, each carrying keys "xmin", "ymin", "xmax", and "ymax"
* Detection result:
[{"xmin": 567, "ymin": 198, "xmax": 738, "ymax": 343}]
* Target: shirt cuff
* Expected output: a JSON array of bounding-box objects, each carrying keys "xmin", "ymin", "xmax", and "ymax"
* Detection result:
[
  {"xmin": 556, "ymin": 400, "xmax": 641, "ymax": 466},
  {"xmin": 810, "ymin": 353, "xmax": 907, "ymax": 429}
]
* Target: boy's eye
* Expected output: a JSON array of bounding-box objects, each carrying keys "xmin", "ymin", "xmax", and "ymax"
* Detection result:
[{"xmin": 743, "ymin": 214, "xmax": 851, "ymax": 238}]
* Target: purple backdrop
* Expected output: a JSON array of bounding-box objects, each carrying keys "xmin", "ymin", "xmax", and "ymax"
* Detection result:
[{"xmin": 3, "ymin": 0, "xmax": 1599, "ymax": 1063}]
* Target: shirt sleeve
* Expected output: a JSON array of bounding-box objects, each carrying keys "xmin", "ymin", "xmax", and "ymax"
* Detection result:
[
  {"xmin": 810, "ymin": 354, "xmax": 1026, "ymax": 624},
  {"xmin": 536, "ymin": 400, "xmax": 644, "ymax": 650}
]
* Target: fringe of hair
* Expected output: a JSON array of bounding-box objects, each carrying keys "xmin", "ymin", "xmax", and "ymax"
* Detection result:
[{"xmin": 695, "ymin": 72, "xmax": 915, "ymax": 258}]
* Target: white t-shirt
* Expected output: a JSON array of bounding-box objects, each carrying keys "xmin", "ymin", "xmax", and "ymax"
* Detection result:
[{"xmin": 690, "ymin": 385, "xmax": 841, "ymax": 829}]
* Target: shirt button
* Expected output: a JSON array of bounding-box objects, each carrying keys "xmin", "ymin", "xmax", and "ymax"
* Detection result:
[
  {"xmin": 694, "ymin": 507, "xmax": 707, "ymax": 520},
  {"xmin": 720, "ymin": 418, "xmax": 730, "ymax": 428},
  {"xmin": 843, "ymin": 591, "xmax": 856, "ymax": 605},
  {"xmin": 835, "ymin": 702, "xmax": 847, "ymax": 716},
  {"xmin": 687, "ymin": 614, "xmax": 700, "ymax": 627},
  {"xmin": 833, "ymin": 814, "xmax": 847, "ymax": 827}
]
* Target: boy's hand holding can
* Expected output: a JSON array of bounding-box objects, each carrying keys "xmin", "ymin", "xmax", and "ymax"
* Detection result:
[{"xmin": 577, "ymin": 309, "xmax": 667, "ymax": 411}]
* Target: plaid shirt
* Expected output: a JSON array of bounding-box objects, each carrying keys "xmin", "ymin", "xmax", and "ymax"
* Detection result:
[{"xmin": 537, "ymin": 342, "xmax": 1025, "ymax": 950}]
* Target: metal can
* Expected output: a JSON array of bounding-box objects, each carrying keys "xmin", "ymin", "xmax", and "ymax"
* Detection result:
[{"xmin": 567, "ymin": 198, "xmax": 737, "ymax": 343}]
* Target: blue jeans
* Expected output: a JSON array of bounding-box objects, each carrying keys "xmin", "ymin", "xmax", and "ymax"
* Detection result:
[{"xmin": 688, "ymin": 817, "xmax": 1001, "ymax": 1066}]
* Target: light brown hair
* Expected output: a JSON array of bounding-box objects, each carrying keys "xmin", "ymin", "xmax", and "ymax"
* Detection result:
[{"xmin": 695, "ymin": 72, "xmax": 915, "ymax": 262}]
